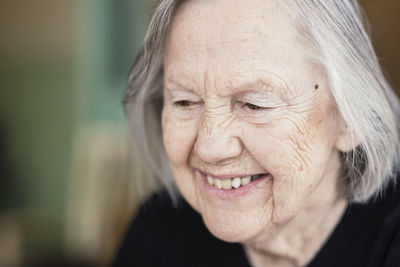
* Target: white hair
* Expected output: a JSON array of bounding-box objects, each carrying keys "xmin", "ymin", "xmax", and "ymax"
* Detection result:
[{"xmin": 124, "ymin": 0, "xmax": 400, "ymax": 203}]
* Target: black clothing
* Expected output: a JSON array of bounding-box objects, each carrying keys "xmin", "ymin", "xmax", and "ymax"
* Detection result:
[{"xmin": 113, "ymin": 181, "xmax": 400, "ymax": 267}]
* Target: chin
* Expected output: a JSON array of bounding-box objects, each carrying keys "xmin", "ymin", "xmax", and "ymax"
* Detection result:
[{"xmin": 200, "ymin": 207, "xmax": 270, "ymax": 243}]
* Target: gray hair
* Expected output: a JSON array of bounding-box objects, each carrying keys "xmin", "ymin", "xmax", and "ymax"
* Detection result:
[{"xmin": 124, "ymin": 0, "xmax": 400, "ymax": 203}]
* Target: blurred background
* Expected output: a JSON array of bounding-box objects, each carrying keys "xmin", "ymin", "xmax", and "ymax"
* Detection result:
[{"xmin": 0, "ymin": 0, "xmax": 398, "ymax": 266}]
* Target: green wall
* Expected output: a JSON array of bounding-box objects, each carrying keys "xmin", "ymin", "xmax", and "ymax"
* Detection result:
[{"xmin": 0, "ymin": 0, "xmax": 152, "ymax": 264}]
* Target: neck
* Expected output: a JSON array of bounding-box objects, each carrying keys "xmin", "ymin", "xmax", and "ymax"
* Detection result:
[{"xmin": 244, "ymin": 152, "xmax": 348, "ymax": 267}]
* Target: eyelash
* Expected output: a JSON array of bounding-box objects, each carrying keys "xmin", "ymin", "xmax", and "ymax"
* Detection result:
[
  {"xmin": 173, "ymin": 100, "xmax": 198, "ymax": 108},
  {"xmin": 242, "ymin": 102, "xmax": 263, "ymax": 110},
  {"xmin": 172, "ymin": 100, "xmax": 269, "ymax": 111},
  {"xmin": 238, "ymin": 101, "xmax": 271, "ymax": 112}
]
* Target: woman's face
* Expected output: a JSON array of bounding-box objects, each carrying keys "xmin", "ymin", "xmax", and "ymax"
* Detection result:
[{"xmin": 162, "ymin": 0, "xmax": 345, "ymax": 243}]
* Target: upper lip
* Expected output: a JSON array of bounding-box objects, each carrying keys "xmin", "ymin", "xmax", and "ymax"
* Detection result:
[{"xmin": 196, "ymin": 169, "xmax": 267, "ymax": 180}]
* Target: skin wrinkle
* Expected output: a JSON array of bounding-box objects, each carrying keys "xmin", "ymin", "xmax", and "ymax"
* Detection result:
[
  {"xmin": 201, "ymin": 94, "xmax": 238, "ymax": 135},
  {"xmin": 162, "ymin": 0, "xmax": 350, "ymax": 266},
  {"xmin": 286, "ymin": 116, "xmax": 316, "ymax": 170},
  {"xmin": 227, "ymin": 70, "xmax": 292, "ymax": 96},
  {"xmin": 198, "ymin": 112, "xmax": 241, "ymax": 165}
]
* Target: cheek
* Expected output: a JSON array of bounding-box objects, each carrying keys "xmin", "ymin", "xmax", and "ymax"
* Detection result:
[
  {"xmin": 162, "ymin": 109, "xmax": 202, "ymax": 211},
  {"xmin": 162, "ymin": 109, "xmax": 198, "ymax": 165},
  {"xmin": 261, "ymin": 108, "xmax": 335, "ymax": 174},
  {"xmin": 243, "ymin": 109, "xmax": 338, "ymax": 223}
]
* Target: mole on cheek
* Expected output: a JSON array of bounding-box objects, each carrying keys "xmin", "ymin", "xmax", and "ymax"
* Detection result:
[{"xmin": 315, "ymin": 84, "xmax": 319, "ymax": 90}]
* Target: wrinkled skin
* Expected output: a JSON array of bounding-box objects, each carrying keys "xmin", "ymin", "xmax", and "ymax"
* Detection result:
[{"xmin": 162, "ymin": 0, "xmax": 350, "ymax": 265}]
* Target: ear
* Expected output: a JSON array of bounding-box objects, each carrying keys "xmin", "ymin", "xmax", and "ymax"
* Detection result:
[{"xmin": 335, "ymin": 124, "xmax": 360, "ymax": 153}]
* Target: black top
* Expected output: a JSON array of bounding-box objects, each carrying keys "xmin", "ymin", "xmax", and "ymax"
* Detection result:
[{"xmin": 113, "ymin": 180, "xmax": 400, "ymax": 267}]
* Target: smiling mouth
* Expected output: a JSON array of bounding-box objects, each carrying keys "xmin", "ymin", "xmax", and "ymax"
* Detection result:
[{"xmin": 206, "ymin": 174, "xmax": 267, "ymax": 190}]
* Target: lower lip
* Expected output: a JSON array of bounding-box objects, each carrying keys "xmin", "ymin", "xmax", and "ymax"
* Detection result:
[{"xmin": 199, "ymin": 172, "xmax": 271, "ymax": 199}]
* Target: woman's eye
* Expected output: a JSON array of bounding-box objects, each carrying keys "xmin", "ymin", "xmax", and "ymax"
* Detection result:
[
  {"xmin": 174, "ymin": 100, "xmax": 195, "ymax": 107},
  {"xmin": 243, "ymin": 102, "xmax": 263, "ymax": 110}
]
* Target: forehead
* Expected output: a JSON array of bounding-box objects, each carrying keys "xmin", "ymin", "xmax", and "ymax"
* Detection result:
[{"xmin": 164, "ymin": 0, "xmax": 314, "ymax": 91}]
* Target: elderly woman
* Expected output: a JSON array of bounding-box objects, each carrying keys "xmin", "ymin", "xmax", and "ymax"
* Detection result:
[{"xmin": 114, "ymin": 0, "xmax": 400, "ymax": 266}]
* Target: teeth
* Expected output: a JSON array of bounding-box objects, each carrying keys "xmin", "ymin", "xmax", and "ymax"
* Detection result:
[
  {"xmin": 214, "ymin": 178, "xmax": 222, "ymax": 189},
  {"xmin": 222, "ymin": 179, "xmax": 232, "ymax": 190},
  {"xmin": 207, "ymin": 175, "xmax": 214, "ymax": 185},
  {"xmin": 241, "ymin": 176, "xmax": 251, "ymax": 186},
  {"xmin": 206, "ymin": 174, "xmax": 263, "ymax": 190},
  {"xmin": 232, "ymin": 177, "xmax": 241, "ymax": 189}
]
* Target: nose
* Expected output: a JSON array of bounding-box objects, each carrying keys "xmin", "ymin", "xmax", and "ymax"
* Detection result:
[{"xmin": 193, "ymin": 114, "xmax": 243, "ymax": 165}]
